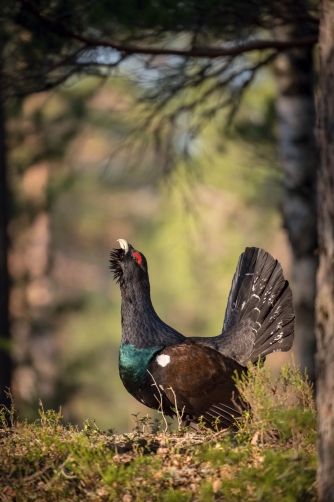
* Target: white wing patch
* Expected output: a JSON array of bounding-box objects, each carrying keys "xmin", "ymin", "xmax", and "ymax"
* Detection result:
[{"xmin": 156, "ymin": 354, "xmax": 171, "ymax": 367}]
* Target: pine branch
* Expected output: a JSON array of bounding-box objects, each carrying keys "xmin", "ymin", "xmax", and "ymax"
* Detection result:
[{"xmin": 20, "ymin": 0, "xmax": 318, "ymax": 60}]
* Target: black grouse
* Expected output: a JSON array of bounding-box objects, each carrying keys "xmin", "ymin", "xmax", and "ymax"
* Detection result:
[{"xmin": 110, "ymin": 239, "xmax": 295, "ymax": 429}]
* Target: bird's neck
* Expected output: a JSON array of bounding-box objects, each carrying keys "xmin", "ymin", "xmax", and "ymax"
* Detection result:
[
  {"xmin": 121, "ymin": 276, "xmax": 154, "ymax": 311},
  {"xmin": 120, "ymin": 278, "xmax": 184, "ymax": 348}
]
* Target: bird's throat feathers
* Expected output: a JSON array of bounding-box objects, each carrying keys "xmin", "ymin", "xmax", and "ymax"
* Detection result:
[{"xmin": 120, "ymin": 277, "xmax": 151, "ymax": 306}]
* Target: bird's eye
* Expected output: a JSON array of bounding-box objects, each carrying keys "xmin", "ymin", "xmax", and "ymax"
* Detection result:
[{"xmin": 132, "ymin": 252, "xmax": 142, "ymax": 265}]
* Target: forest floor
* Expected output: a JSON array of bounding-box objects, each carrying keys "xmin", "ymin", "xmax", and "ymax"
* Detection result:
[{"xmin": 0, "ymin": 364, "xmax": 317, "ymax": 502}]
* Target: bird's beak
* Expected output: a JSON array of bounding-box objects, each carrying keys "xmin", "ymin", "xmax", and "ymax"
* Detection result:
[{"xmin": 117, "ymin": 239, "xmax": 129, "ymax": 254}]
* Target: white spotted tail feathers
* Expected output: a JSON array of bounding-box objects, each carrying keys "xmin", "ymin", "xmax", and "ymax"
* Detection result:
[{"xmin": 222, "ymin": 247, "xmax": 295, "ymax": 364}]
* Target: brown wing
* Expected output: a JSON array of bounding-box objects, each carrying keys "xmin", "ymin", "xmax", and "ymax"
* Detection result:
[{"xmin": 148, "ymin": 343, "xmax": 246, "ymax": 429}]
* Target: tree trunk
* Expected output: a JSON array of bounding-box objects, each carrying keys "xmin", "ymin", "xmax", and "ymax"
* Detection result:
[
  {"xmin": 0, "ymin": 93, "xmax": 12, "ymax": 412},
  {"xmin": 274, "ymin": 25, "xmax": 318, "ymax": 384},
  {"xmin": 8, "ymin": 120, "xmax": 59, "ymax": 414},
  {"xmin": 316, "ymin": 1, "xmax": 334, "ymax": 499}
]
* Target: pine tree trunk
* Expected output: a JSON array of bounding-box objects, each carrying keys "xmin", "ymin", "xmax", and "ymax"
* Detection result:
[
  {"xmin": 0, "ymin": 92, "xmax": 12, "ymax": 411},
  {"xmin": 316, "ymin": 1, "xmax": 334, "ymax": 500},
  {"xmin": 274, "ymin": 29, "xmax": 318, "ymax": 384}
]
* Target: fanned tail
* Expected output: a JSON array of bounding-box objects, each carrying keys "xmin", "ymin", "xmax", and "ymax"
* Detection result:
[{"xmin": 222, "ymin": 247, "xmax": 295, "ymax": 363}]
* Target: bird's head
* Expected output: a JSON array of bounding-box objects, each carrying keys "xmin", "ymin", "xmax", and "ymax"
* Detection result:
[{"xmin": 109, "ymin": 239, "xmax": 149, "ymax": 288}]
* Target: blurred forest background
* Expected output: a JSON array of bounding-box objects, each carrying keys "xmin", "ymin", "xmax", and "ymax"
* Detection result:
[
  {"xmin": 6, "ymin": 2, "xmax": 334, "ymax": 499},
  {"xmin": 1, "ymin": 0, "xmax": 322, "ymax": 437},
  {"xmin": 7, "ymin": 70, "xmax": 293, "ymax": 432}
]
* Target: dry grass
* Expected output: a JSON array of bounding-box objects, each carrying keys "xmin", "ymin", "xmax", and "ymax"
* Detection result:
[{"xmin": 0, "ymin": 363, "xmax": 317, "ymax": 501}]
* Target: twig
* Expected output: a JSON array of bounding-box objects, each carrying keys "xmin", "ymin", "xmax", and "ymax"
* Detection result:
[
  {"xmin": 60, "ymin": 466, "xmax": 77, "ymax": 479},
  {"xmin": 167, "ymin": 386, "xmax": 186, "ymax": 431},
  {"xmin": 274, "ymin": 467, "xmax": 293, "ymax": 481},
  {"xmin": 146, "ymin": 370, "xmax": 169, "ymax": 432},
  {"xmin": 22, "ymin": 464, "xmax": 52, "ymax": 484}
]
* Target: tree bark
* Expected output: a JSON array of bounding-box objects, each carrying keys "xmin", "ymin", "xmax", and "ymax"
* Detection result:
[
  {"xmin": 0, "ymin": 92, "xmax": 12, "ymax": 411},
  {"xmin": 274, "ymin": 30, "xmax": 318, "ymax": 384},
  {"xmin": 316, "ymin": 0, "xmax": 334, "ymax": 500}
]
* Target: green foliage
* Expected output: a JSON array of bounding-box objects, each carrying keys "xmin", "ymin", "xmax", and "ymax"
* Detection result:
[
  {"xmin": 162, "ymin": 489, "xmax": 192, "ymax": 502},
  {"xmin": 235, "ymin": 362, "xmax": 316, "ymax": 444},
  {"xmin": 0, "ymin": 365, "xmax": 316, "ymax": 501}
]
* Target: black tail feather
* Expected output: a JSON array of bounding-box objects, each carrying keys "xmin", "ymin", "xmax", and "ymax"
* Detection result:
[{"xmin": 222, "ymin": 247, "xmax": 295, "ymax": 363}]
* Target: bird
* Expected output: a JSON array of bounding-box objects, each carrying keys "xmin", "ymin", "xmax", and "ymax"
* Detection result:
[{"xmin": 109, "ymin": 239, "xmax": 295, "ymax": 429}]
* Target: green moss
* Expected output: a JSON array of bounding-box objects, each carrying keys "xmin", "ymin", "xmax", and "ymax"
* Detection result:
[{"xmin": 162, "ymin": 489, "xmax": 192, "ymax": 502}]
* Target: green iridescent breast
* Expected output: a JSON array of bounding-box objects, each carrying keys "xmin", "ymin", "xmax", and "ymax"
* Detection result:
[{"xmin": 119, "ymin": 343, "xmax": 163, "ymax": 390}]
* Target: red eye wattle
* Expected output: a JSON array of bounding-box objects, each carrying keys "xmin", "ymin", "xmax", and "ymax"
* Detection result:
[{"xmin": 132, "ymin": 252, "xmax": 142, "ymax": 265}]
